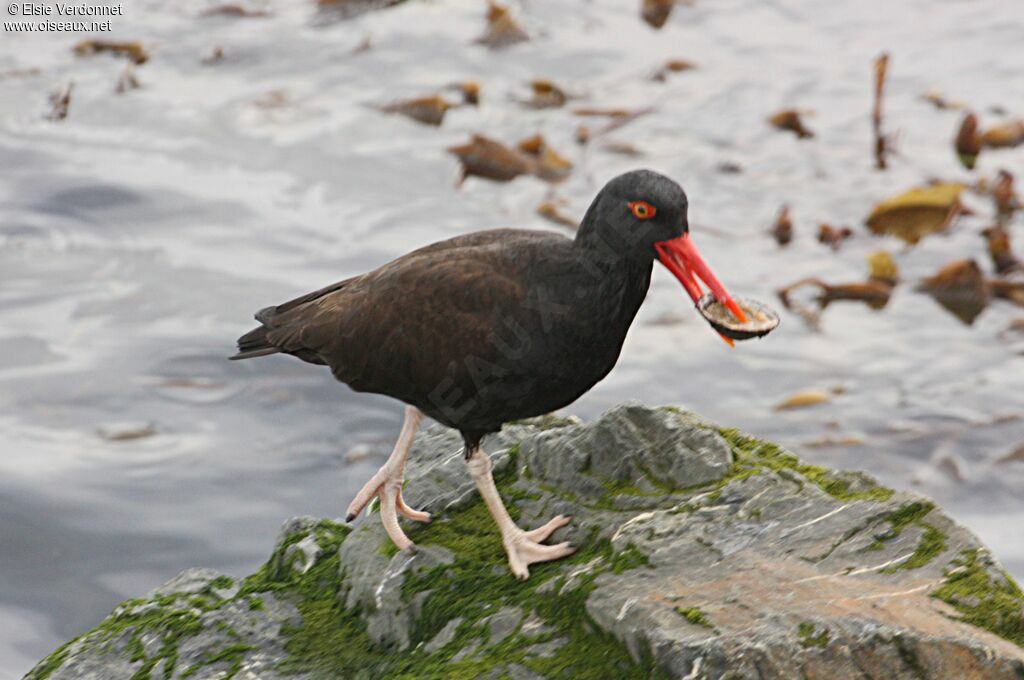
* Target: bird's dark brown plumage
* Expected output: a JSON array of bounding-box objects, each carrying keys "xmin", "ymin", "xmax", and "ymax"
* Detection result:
[{"xmin": 232, "ymin": 170, "xmax": 694, "ymax": 450}]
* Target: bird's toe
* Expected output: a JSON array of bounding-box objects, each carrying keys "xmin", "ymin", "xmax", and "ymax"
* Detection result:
[
  {"xmin": 525, "ymin": 540, "xmax": 574, "ymax": 560},
  {"xmin": 345, "ymin": 473, "xmax": 386, "ymax": 521},
  {"xmin": 523, "ymin": 514, "xmax": 572, "ymax": 542},
  {"xmin": 396, "ymin": 493, "xmax": 431, "ymax": 523},
  {"xmin": 504, "ymin": 531, "xmax": 576, "ymax": 580}
]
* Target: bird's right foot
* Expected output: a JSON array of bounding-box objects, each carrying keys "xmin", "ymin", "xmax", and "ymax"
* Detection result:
[
  {"xmin": 345, "ymin": 465, "xmax": 430, "ymax": 554},
  {"xmin": 502, "ymin": 515, "xmax": 575, "ymax": 580}
]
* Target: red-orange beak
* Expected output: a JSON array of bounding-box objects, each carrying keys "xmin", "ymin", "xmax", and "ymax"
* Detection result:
[{"xmin": 655, "ymin": 234, "xmax": 747, "ymax": 345}]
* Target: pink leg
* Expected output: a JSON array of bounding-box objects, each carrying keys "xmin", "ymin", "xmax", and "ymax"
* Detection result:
[
  {"xmin": 465, "ymin": 446, "xmax": 575, "ymax": 579},
  {"xmin": 345, "ymin": 406, "xmax": 430, "ymax": 553}
]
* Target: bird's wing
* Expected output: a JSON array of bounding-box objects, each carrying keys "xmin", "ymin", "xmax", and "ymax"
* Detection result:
[
  {"xmin": 255, "ymin": 229, "xmax": 546, "ymax": 324},
  {"xmin": 255, "ymin": 278, "xmax": 354, "ymax": 324},
  {"xmin": 255, "ymin": 230, "xmax": 565, "ymax": 403}
]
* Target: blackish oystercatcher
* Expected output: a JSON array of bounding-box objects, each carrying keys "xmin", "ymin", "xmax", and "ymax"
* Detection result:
[{"xmin": 231, "ymin": 169, "xmax": 748, "ymax": 579}]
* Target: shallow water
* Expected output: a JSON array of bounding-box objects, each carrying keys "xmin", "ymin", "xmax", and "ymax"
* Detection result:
[{"xmin": 2, "ymin": 0, "xmax": 1024, "ymax": 674}]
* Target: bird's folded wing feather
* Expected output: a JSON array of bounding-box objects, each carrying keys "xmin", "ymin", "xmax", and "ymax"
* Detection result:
[{"xmin": 256, "ymin": 235, "xmax": 535, "ymax": 396}]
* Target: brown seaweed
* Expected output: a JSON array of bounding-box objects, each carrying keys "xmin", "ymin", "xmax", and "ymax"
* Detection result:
[
  {"xmin": 954, "ymin": 114, "xmax": 1024, "ymax": 168},
  {"xmin": 651, "ymin": 58, "xmax": 696, "ymax": 82},
  {"xmin": 917, "ymin": 259, "xmax": 991, "ymax": 325},
  {"xmin": 379, "ymin": 95, "xmax": 452, "ymax": 126},
  {"xmin": 477, "ymin": 2, "xmax": 529, "ymax": 49},
  {"xmin": 991, "ymin": 279, "xmax": 1024, "ymax": 307},
  {"xmin": 458, "ymin": 81, "xmax": 481, "ymax": 106},
  {"xmin": 641, "ymin": 0, "xmax": 674, "ymax": 29},
  {"xmin": 981, "ymin": 119, "xmax": 1024, "ymax": 149},
  {"xmin": 46, "ymin": 82, "xmax": 73, "ymax": 122},
  {"xmin": 97, "ymin": 423, "xmax": 157, "ymax": 442},
  {"xmin": 954, "ymin": 112, "xmax": 981, "ymax": 169},
  {"xmin": 115, "ymin": 64, "xmax": 140, "ymax": 94},
  {"xmin": 777, "ymin": 251, "xmax": 899, "ymax": 320},
  {"xmin": 768, "ymin": 109, "xmax": 814, "ymax": 139},
  {"xmin": 448, "ymin": 134, "xmax": 571, "ymax": 185},
  {"xmin": 778, "ymin": 278, "xmax": 896, "ymax": 314},
  {"xmin": 573, "ymin": 107, "xmax": 636, "ymax": 117},
  {"xmin": 572, "ymin": 107, "xmax": 653, "ymax": 142},
  {"xmin": 536, "ymin": 202, "xmax": 578, "ymax": 230},
  {"xmin": 996, "ymin": 444, "xmax": 1024, "ymax": 465},
  {"xmin": 517, "ymin": 134, "xmax": 573, "ymax": 183},
  {"xmin": 872, "ymin": 53, "xmax": 891, "ymax": 170},
  {"xmin": 601, "ymin": 141, "xmax": 645, "ymax": 157},
  {"xmin": 921, "ymin": 89, "xmax": 965, "ymax": 111},
  {"xmin": 817, "ymin": 224, "xmax": 853, "ymax": 251},
  {"xmin": 992, "ymin": 170, "xmax": 1020, "ymax": 218},
  {"xmin": 521, "ymin": 80, "xmax": 568, "ymax": 109},
  {"xmin": 981, "ymin": 225, "xmax": 1021, "ymax": 275},
  {"xmin": 448, "ymin": 134, "xmax": 534, "ymax": 184},
  {"xmin": 73, "ymin": 40, "xmax": 149, "ymax": 65},
  {"xmin": 200, "ymin": 4, "xmax": 270, "ymax": 17},
  {"xmin": 770, "ymin": 205, "xmax": 793, "ymax": 246}
]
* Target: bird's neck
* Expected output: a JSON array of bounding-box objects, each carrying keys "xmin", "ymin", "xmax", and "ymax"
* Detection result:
[
  {"xmin": 568, "ymin": 244, "xmax": 653, "ymax": 328},
  {"xmin": 570, "ymin": 202, "xmax": 655, "ymax": 320},
  {"xmin": 573, "ymin": 226, "xmax": 654, "ymax": 285}
]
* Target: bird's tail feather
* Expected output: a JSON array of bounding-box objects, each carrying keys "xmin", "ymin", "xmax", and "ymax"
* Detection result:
[{"xmin": 230, "ymin": 325, "xmax": 280, "ymax": 361}]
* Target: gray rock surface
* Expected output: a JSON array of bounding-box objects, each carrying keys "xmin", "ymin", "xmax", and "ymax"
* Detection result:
[{"xmin": 26, "ymin": 404, "xmax": 1024, "ymax": 679}]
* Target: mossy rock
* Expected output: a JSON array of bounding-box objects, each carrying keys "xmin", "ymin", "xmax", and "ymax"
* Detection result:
[{"xmin": 27, "ymin": 405, "xmax": 1024, "ymax": 679}]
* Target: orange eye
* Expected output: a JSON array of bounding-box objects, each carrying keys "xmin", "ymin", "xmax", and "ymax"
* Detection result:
[{"xmin": 628, "ymin": 201, "xmax": 656, "ymax": 220}]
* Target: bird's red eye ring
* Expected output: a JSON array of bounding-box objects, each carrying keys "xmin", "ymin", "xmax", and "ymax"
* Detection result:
[{"xmin": 628, "ymin": 201, "xmax": 656, "ymax": 220}]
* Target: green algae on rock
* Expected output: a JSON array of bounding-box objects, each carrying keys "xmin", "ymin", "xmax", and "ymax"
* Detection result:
[
  {"xmin": 676, "ymin": 607, "xmax": 715, "ymax": 630},
  {"xmin": 797, "ymin": 621, "xmax": 831, "ymax": 648},
  {"xmin": 26, "ymin": 405, "xmax": 1024, "ymax": 679},
  {"xmin": 933, "ymin": 549, "xmax": 1024, "ymax": 649}
]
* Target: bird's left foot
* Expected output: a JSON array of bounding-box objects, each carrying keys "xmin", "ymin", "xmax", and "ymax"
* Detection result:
[
  {"xmin": 502, "ymin": 515, "xmax": 575, "ymax": 580},
  {"xmin": 345, "ymin": 466, "xmax": 430, "ymax": 554}
]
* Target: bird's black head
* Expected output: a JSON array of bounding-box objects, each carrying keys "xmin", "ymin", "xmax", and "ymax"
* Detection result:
[
  {"xmin": 576, "ymin": 169, "xmax": 748, "ymax": 342},
  {"xmin": 576, "ymin": 169, "xmax": 690, "ymax": 258}
]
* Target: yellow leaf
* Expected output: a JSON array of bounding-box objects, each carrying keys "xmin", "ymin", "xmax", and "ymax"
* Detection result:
[
  {"xmin": 866, "ymin": 251, "xmax": 899, "ymax": 285},
  {"xmin": 774, "ymin": 390, "xmax": 831, "ymax": 411},
  {"xmin": 981, "ymin": 120, "xmax": 1024, "ymax": 149},
  {"xmin": 865, "ymin": 183, "xmax": 964, "ymax": 245}
]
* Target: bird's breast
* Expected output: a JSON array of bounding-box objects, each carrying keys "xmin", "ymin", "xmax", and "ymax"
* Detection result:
[{"xmin": 515, "ymin": 259, "xmax": 652, "ymax": 377}]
